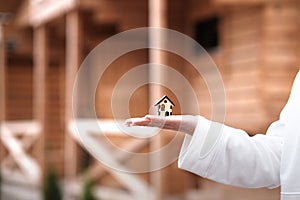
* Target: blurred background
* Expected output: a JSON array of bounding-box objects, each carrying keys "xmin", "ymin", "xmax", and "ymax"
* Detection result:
[{"xmin": 1, "ymin": 0, "xmax": 300, "ymax": 199}]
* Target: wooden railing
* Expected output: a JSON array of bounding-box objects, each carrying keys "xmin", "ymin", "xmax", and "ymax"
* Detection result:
[
  {"xmin": 0, "ymin": 120, "xmax": 41, "ymax": 185},
  {"xmin": 65, "ymin": 119, "xmax": 155, "ymax": 200}
]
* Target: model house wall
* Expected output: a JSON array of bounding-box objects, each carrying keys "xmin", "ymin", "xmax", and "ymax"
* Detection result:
[{"xmin": 155, "ymin": 95, "xmax": 175, "ymax": 116}]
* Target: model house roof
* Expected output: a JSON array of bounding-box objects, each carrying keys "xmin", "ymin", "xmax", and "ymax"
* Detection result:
[{"xmin": 154, "ymin": 95, "xmax": 175, "ymax": 106}]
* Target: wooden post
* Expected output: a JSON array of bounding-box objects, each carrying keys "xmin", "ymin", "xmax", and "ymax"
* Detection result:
[
  {"xmin": 65, "ymin": 9, "xmax": 82, "ymax": 181},
  {"xmin": 149, "ymin": 0, "xmax": 167, "ymax": 199},
  {"xmin": 0, "ymin": 13, "xmax": 11, "ymax": 124},
  {"xmin": 0, "ymin": 24, "xmax": 5, "ymax": 123},
  {"xmin": 33, "ymin": 24, "xmax": 47, "ymax": 182},
  {"xmin": 0, "ymin": 17, "xmax": 7, "ymax": 167},
  {"xmin": 148, "ymin": 0, "xmax": 167, "ymax": 100}
]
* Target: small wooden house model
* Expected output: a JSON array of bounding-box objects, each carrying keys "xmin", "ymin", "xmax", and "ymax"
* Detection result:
[{"xmin": 154, "ymin": 95, "xmax": 175, "ymax": 116}]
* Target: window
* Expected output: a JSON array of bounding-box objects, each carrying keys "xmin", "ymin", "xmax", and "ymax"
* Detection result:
[{"xmin": 194, "ymin": 17, "xmax": 219, "ymax": 51}]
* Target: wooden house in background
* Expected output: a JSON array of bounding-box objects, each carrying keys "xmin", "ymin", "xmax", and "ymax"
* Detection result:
[{"xmin": 1, "ymin": 0, "xmax": 300, "ymax": 199}]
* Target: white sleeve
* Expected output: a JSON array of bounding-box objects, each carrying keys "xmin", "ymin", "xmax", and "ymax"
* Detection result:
[{"xmin": 178, "ymin": 116, "xmax": 284, "ymax": 188}]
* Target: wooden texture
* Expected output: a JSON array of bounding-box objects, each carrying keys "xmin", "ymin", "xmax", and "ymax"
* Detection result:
[
  {"xmin": 213, "ymin": 0, "xmax": 269, "ymax": 5},
  {"xmin": 95, "ymin": 49, "xmax": 149, "ymax": 119},
  {"xmin": 149, "ymin": 0, "xmax": 168, "ymax": 199},
  {"xmin": 219, "ymin": 6, "xmax": 267, "ymax": 132},
  {"xmin": 65, "ymin": 9, "xmax": 82, "ymax": 179},
  {"xmin": 13, "ymin": 0, "xmax": 30, "ymax": 27},
  {"xmin": 261, "ymin": 1, "xmax": 300, "ymax": 122},
  {"xmin": 33, "ymin": 24, "xmax": 47, "ymax": 182},
  {"xmin": 92, "ymin": 0, "xmax": 148, "ymax": 30},
  {"xmin": 0, "ymin": 24, "xmax": 6, "ymax": 171},
  {"xmin": 67, "ymin": 119, "xmax": 154, "ymax": 199},
  {"xmin": 0, "ymin": 25, "xmax": 5, "ymax": 122},
  {"xmin": 182, "ymin": 2, "xmax": 284, "ymax": 199},
  {"xmin": 1, "ymin": 121, "xmax": 41, "ymax": 185},
  {"xmin": 44, "ymin": 65, "xmax": 65, "ymax": 175},
  {"xmin": 6, "ymin": 65, "xmax": 33, "ymax": 120},
  {"xmin": 30, "ymin": 0, "xmax": 76, "ymax": 26}
]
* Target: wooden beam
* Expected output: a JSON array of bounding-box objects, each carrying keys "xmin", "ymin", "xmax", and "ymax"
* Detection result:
[
  {"xmin": 0, "ymin": 21, "xmax": 6, "ymax": 169},
  {"xmin": 213, "ymin": 0, "xmax": 267, "ymax": 5},
  {"xmin": 0, "ymin": 12, "xmax": 10, "ymax": 123},
  {"xmin": 30, "ymin": 0, "xmax": 77, "ymax": 26},
  {"xmin": 65, "ymin": 9, "xmax": 82, "ymax": 180},
  {"xmin": 77, "ymin": 0, "xmax": 102, "ymax": 10},
  {"xmin": 33, "ymin": 24, "xmax": 47, "ymax": 182},
  {"xmin": 0, "ymin": 25, "xmax": 5, "ymax": 123},
  {"xmin": 0, "ymin": 12, "xmax": 12, "ymax": 178},
  {"xmin": 13, "ymin": 0, "xmax": 30, "ymax": 27},
  {"xmin": 214, "ymin": 0, "xmax": 297, "ymax": 5},
  {"xmin": 149, "ymin": 0, "xmax": 168, "ymax": 199},
  {"xmin": 148, "ymin": 0, "xmax": 168, "ymax": 101},
  {"xmin": 92, "ymin": 0, "xmax": 119, "ymax": 24}
]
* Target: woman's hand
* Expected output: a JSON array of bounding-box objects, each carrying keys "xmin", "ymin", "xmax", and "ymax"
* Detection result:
[{"xmin": 125, "ymin": 115, "xmax": 198, "ymax": 135}]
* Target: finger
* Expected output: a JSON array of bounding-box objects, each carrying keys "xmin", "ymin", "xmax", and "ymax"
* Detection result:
[
  {"xmin": 134, "ymin": 117, "xmax": 151, "ymax": 126},
  {"xmin": 125, "ymin": 119, "xmax": 133, "ymax": 127},
  {"xmin": 125, "ymin": 117, "xmax": 151, "ymax": 126},
  {"xmin": 145, "ymin": 115, "xmax": 165, "ymax": 121},
  {"xmin": 144, "ymin": 115, "xmax": 155, "ymax": 120}
]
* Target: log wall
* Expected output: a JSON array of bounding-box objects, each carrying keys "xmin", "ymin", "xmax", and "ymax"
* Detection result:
[
  {"xmin": 6, "ymin": 65, "xmax": 33, "ymax": 120},
  {"xmin": 261, "ymin": 1, "xmax": 300, "ymax": 122},
  {"xmin": 222, "ymin": 6, "xmax": 266, "ymax": 133}
]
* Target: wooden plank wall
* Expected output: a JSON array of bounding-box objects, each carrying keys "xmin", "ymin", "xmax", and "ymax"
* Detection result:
[
  {"xmin": 184, "ymin": 2, "xmax": 300, "ymax": 134},
  {"xmin": 5, "ymin": 27, "xmax": 33, "ymax": 120},
  {"xmin": 95, "ymin": 49, "xmax": 149, "ymax": 119},
  {"xmin": 180, "ymin": 2, "xmax": 299, "ymax": 200},
  {"xmin": 91, "ymin": 0, "xmax": 148, "ymax": 31},
  {"xmin": 6, "ymin": 65, "xmax": 33, "ymax": 120},
  {"xmin": 44, "ymin": 64, "xmax": 65, "ymax": 176},
  {"xmin": 261, "ymin": 1, "xmax": 300, "ymax": 123},
  {"xmin": 221, "ymin": 6, "xmax": 266, "ymax": 134}
]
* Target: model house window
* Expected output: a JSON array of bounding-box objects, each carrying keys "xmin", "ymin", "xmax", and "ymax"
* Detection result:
[
  {"xmin": 161, "ymin": 104, "xmax": 165, "ymax": 111},
  {"xmin": 194, "ymin": 17, "xmax": 219, "ymax": 51}
]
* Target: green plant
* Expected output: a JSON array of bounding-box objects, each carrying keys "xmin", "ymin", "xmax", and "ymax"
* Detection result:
[
  {"xmin": 43, "ymin": 170, "xmax": 62, "ymax": 200},
  {"xmin": 81, "ymin": 178, "xmax": 97, "ymax": 200}
]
